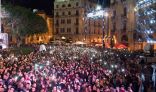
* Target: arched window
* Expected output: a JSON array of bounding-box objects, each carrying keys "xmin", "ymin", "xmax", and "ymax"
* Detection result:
[
  {"xmin": 62, "ymin": 4, "xmax": 65, "ymax": 7},
  {"xmin": 62, "ymin": 12, "xmax": 65, "ymax": 16},
  {"xmin": 76, "ymin": 27, "xmax": 79, "ymax": 34},
  {"xmin": 68, "ymin": 11, "xmax": 71, "ymax": 15},
  {"xmin": 67, "ymin": 19, "xmax": 71, "ymax": 24},
  {"xmin": 56, "ymin": 28, "xmax": 59, "ymax": 34},
  {"xmin": 56, "ymin": 12, "xmax": 59, "ymax": 17},
  {"xmin": 56, "ymin": 5, "xmax": 59, "ymax": 8},
  {"xmin": 55, "ymin": 19, "xmax": 59, "ymax": 26},
  {"xmin": 76, "ymin": 10, "xmax": 79, "ymax": 15},
  {"xmin": 76, "ymin": 2, "xmax": 79, "ymax": 6},
  {"xmin": 68, "ymin": 4, "xmax": 71, "ymax": 7}
]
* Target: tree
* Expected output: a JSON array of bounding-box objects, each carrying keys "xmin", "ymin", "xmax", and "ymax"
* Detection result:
[{"xmin": 2, "ymin": 4, "xmax": 48, "ymax": 46}]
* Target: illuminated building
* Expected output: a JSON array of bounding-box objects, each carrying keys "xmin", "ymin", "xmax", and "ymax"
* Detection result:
[
  {"xmin": 110, "ymin": 0, "xmax": 156, "ymax": 50},
  {"xmin": 135, "ymin": 0, "xmax": 156, "ymax": 49},
  {"xmin": 86, "ymin": 7, "xmax": 112, "ymax": 47},
  {"xmin": 0, "ymin": 7, "xmax": 9, "ymax": 49},
  {"xmin": 54, "ymin": 0, "xmax": 98, "ymax": 43},
  {"xmin": 25, "ymin": 11, "xmax": 53, "ymax": 44},
  {"xmin": 110, "ymin": 0, "xmax": 136, "ymax": 50},
  {"xmin": 53, "ymin": 0, "xmax": 135, "ymax": 49}
]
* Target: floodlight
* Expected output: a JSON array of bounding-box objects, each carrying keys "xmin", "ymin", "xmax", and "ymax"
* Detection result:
[
  {"xmin": 96, "ymin": 5, "xmax": 102, "ymax": 10},
  {"xmin": 104, "ymin": 12, "xmax": 109, "ymax": 17}
]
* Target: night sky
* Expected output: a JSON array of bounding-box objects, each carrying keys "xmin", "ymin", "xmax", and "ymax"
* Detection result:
[{"xmin": 2, "ymin": 0, "xmax": 110, "ymax": 16}]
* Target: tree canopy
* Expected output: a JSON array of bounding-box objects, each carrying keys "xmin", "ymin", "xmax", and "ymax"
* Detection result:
[{"xmin": 2, "ymin": 4, "xmax": 48, "ymax": 37}]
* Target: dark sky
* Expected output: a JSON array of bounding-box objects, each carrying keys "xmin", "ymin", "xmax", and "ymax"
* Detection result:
[
  {"xmin": 2, "ymin": 0, "xmax": 109, "ymax": 16},
  {"xmin": 2, "ymin": 0, "xmax": 54, "ymax": 15}
]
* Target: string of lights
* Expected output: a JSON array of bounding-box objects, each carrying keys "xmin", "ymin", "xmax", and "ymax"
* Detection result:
[{"xmin": 135, "ymin": 0, "xmax": 156, "ymax": 43}]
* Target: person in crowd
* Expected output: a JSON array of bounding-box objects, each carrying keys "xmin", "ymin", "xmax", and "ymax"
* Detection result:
[{"xmin": 0, "ymin": 45, "xmax": 152, "ymax": 92}]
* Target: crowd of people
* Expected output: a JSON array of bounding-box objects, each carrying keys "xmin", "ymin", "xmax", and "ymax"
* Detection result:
[{"xmin": 0, "ymin": 45, "xmax": 154, "ymax": 92}]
